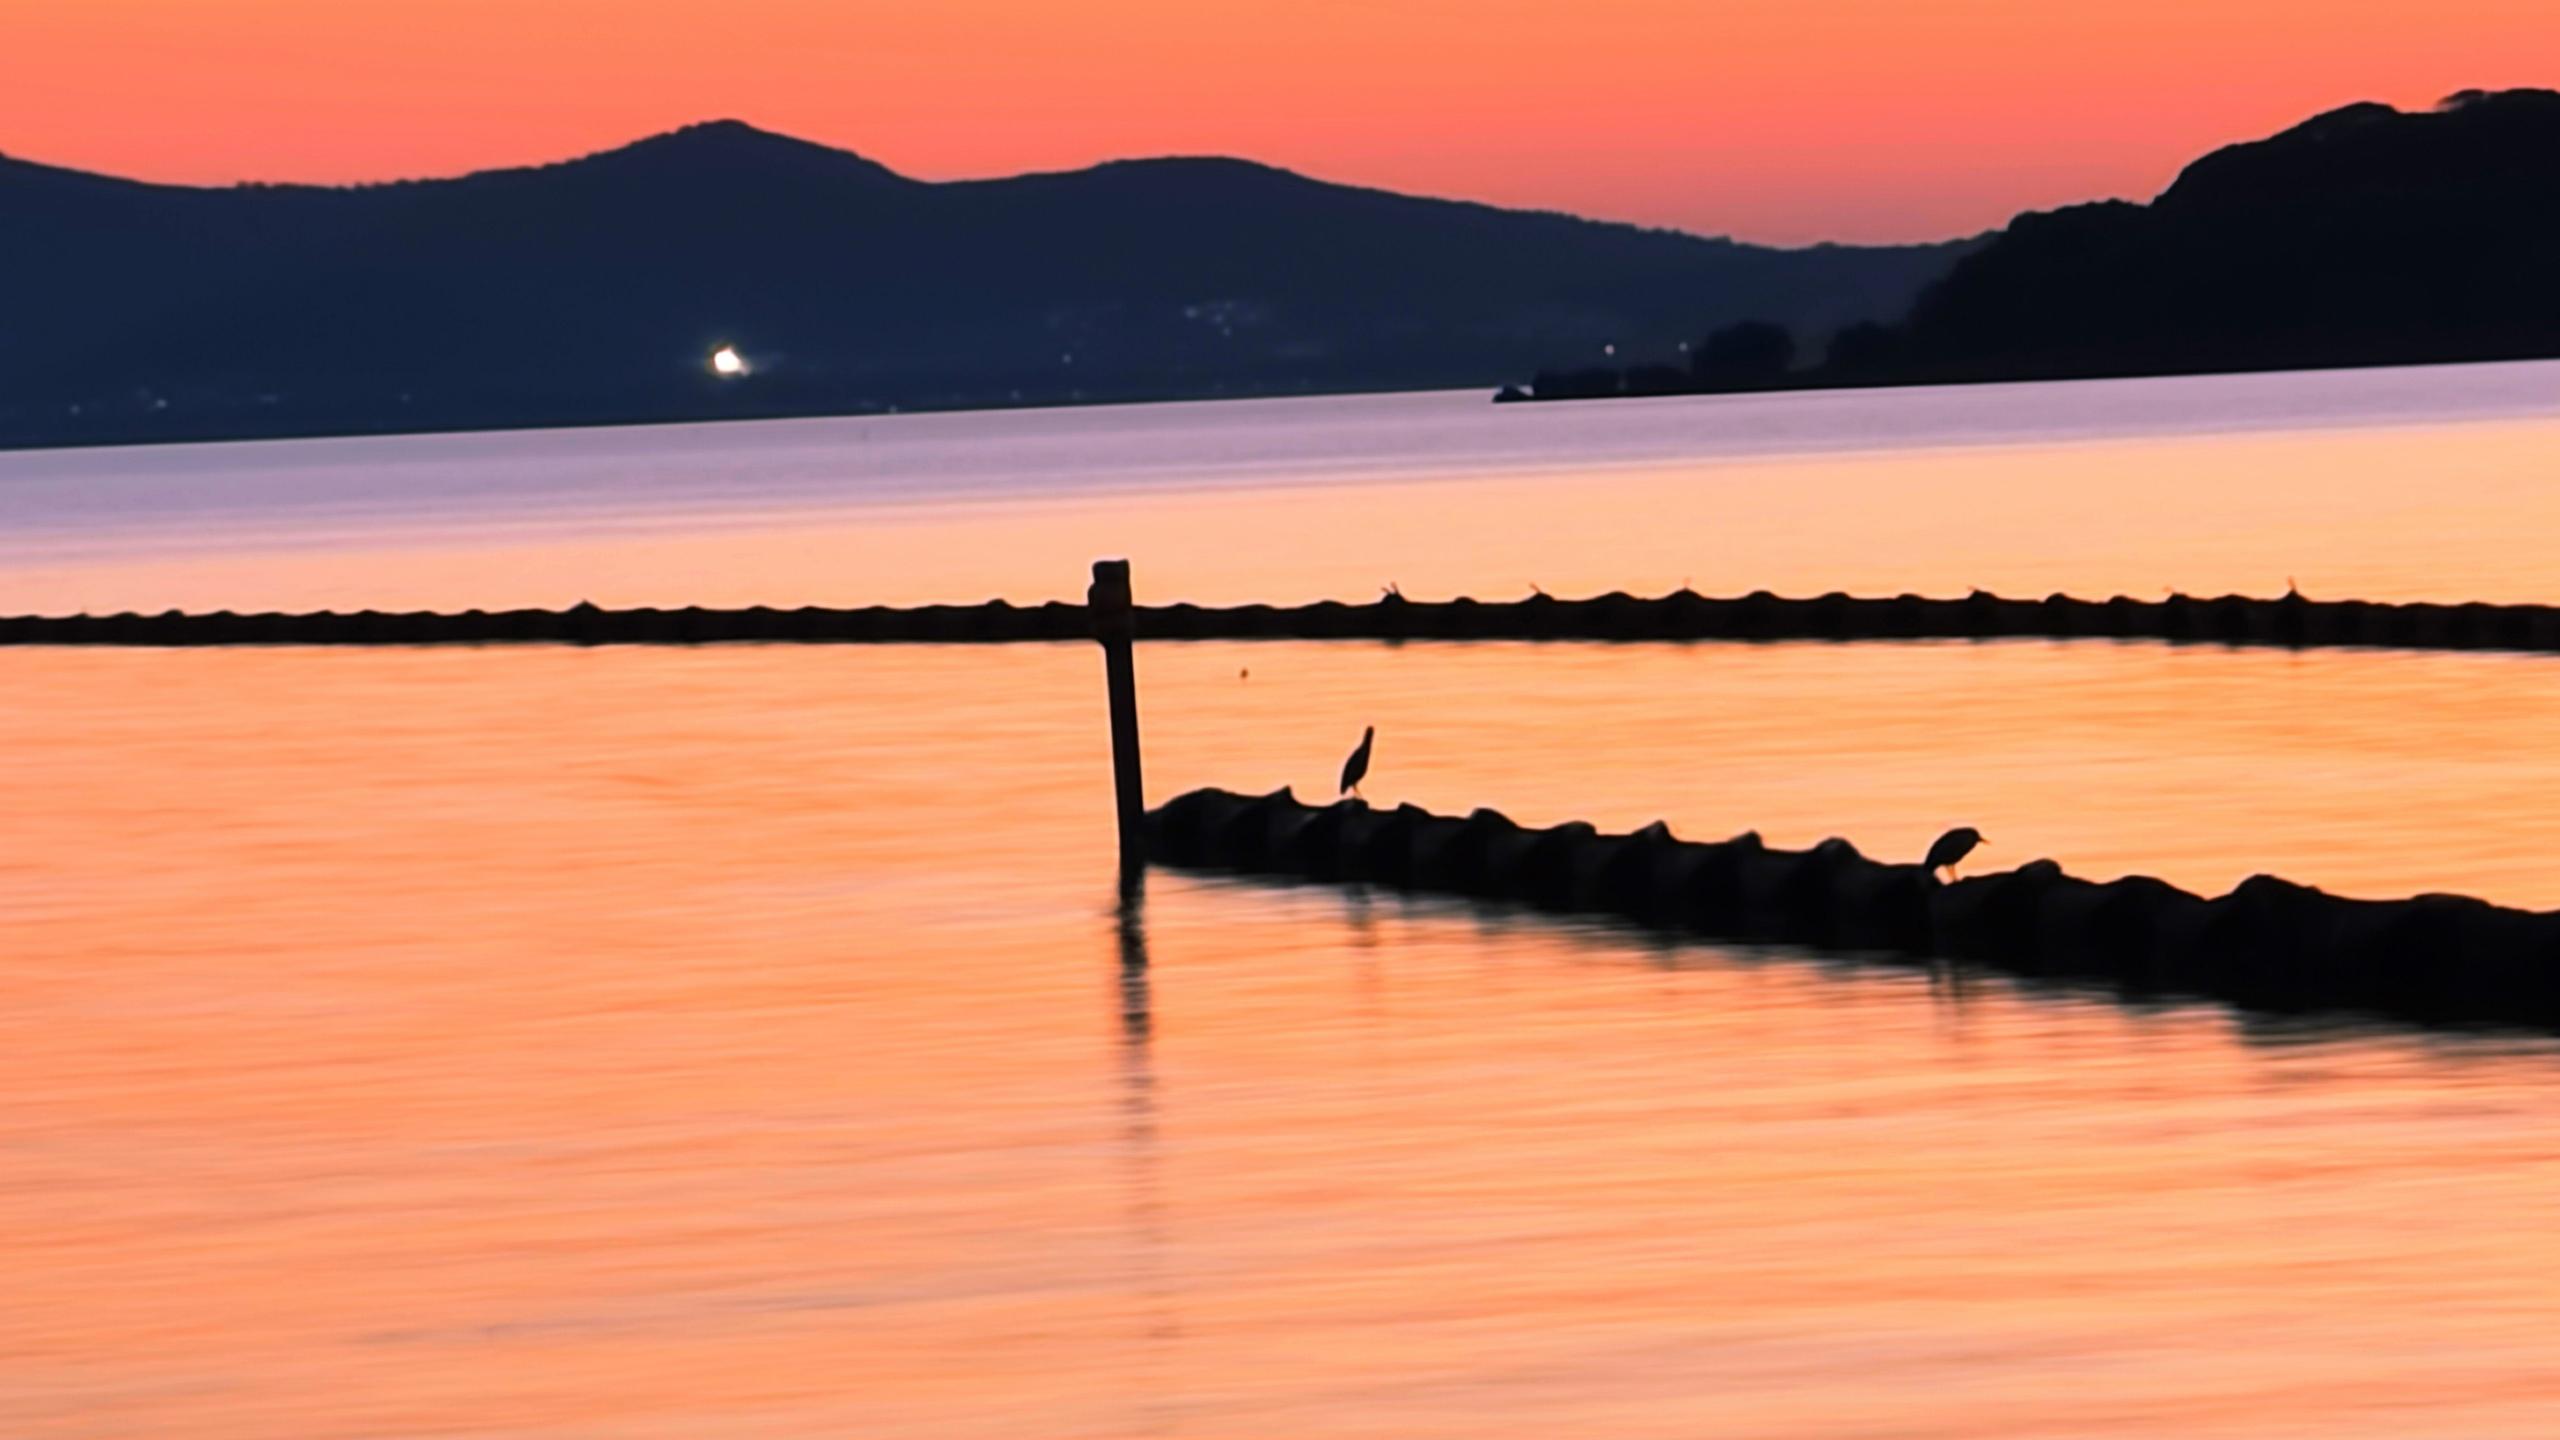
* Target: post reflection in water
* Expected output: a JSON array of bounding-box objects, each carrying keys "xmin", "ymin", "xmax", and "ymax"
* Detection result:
[
  {"xmin": 1117, "ymin": 871, "xmax": 1153, "ymax": 1049},
  {"xmin": 1110, "ymin": 874, "xmax": 1180, "ymax": 1433}
]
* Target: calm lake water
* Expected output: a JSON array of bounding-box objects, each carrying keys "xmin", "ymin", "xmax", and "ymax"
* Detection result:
[{"xmin": 8, "ymin": 364, "xmax": 2560, "ymax": 1436}]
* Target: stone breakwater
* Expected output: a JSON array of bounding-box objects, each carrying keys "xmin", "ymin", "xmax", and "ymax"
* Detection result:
[
  {"xmin": 10, "ymin": 588, "xmax": 2560, "ymax": 650},
  {"xmin": 1147, "ymin": 787, "xmax": 2560, "ymax": 1031}
]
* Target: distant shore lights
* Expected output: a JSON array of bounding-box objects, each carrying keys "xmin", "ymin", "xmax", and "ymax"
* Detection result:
[{"xmin": 710, "ymin": 345, "xmax": 749, "ymax": 378}]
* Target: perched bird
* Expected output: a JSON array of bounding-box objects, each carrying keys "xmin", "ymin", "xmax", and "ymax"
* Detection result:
[
  {"xmin": 1924, "ymin": 826, "xmax": 1987, "ymax": 882},
  {"xmin": 1338, "ymin": 725, "xmax": 1376, "ymax": 799}
]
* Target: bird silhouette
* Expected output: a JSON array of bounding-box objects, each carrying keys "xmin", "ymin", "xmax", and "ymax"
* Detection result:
[
  {"xmin": 1924, "ymin": 826, "xmax": 1986, "ymax": 883},
  {"xmin": 1339, "ymin": 725, "xmax": 1375, "ymax": 799}
]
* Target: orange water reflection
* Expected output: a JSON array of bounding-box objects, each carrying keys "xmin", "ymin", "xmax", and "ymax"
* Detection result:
[{"xmin": 7, "ymin": 644, "xmax": 2560, "ymax": 1436}]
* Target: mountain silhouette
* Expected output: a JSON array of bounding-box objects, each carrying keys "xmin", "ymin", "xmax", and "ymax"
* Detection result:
[
  {"xmin": 1514, "ymin": 88, "xmax": 2560, "ymax": 401},
  {"xmin": 1868, "ymin": 88, "xmax": 2560, "ymax": 382},
  {"xmin": 0, "ymin": 122, "xmax": 1972, "ymax": 448}
]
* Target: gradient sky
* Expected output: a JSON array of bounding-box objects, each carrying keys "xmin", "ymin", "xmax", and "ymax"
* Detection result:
[{"xmin": 3, "ymin": 0, "xmax": 2553, "ymax": 244}]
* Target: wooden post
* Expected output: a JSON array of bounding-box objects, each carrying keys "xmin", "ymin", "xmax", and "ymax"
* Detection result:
[{"xmin": 1090, "ymin": 559, "xmax": 1146, "ymax": 874}]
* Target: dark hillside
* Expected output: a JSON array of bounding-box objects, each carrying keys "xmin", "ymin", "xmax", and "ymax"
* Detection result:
[
  {"xmin": 1877, "ymin": 88, "xmax": 2560, "ymax": 382},
  {"xmin": 0, "ymin": 122, "xmax": 1969, "ymax": 448},
  {"xmin": 1508, "ymin": 89, "xmax": 2560, "ymax": 402}
]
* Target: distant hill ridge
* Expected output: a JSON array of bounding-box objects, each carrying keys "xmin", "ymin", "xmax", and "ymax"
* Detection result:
[
  {"xmin": 1518, "ymin": 88, "xmax": 2560, "ymax": 401},
  {"xmin": 1882, "ymin": 87, "xmax": 2560, "ymax": 381},
  {"xmin": 0, "ymin": 123, "xmax": 1974, "ymax": 448}
]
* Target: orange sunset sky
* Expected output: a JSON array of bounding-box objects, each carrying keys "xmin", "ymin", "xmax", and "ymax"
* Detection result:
[{"xmin": 3, "ymin": 0, "xmax": 2553, "ymax": 244}]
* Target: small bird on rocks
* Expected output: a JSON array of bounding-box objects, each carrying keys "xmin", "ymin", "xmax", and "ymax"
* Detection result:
[
  {"xmin": 1924, "ymin": 826, "xmax": 1987, "ymax": 883},
  {"xmin": 1338, "ymin": 725, "xmax": 1375, "ymax": 799}
]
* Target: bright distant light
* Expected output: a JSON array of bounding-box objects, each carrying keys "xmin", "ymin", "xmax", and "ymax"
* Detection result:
[{"xmin": 711, "ymin": 345, "xmax": 748, "ymax": 377}]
